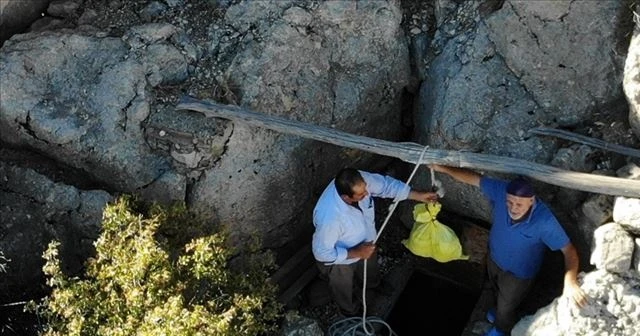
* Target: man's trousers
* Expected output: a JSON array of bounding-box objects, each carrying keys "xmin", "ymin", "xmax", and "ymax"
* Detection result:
[{"xmin": 316, "ymin": 253, "xmax": 381, "ymax": 315}]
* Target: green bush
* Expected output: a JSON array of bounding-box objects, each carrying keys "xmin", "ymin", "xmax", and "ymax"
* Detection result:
[{"xmin": 37, "ymin": 197, "xmax": 283, "ymax": 336}]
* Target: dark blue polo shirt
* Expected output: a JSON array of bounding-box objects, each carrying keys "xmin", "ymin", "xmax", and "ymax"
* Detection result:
[{"xmin": 481, "ymin": 177, "xmax": 569, "ymax": 279}]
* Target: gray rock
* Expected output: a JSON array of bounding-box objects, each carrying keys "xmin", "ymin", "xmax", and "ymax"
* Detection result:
[
  {"xmin": 124, "ymin": 22, "xmax": 178, "ymax": 49},
  {"xmin": 28, "ymin": 16, "xmax": 73, "ymax": 33},
  {"xmin": 77, "ymin": 8, "xmax": 98, "ymax": 25},
  {"xmin": 550, "ymin": 145, "xmax": 596, "ymax": 173},
  {"xmin": 634, "ymin": 238, "xmax": 640, "ymax": 273},
  {"xmin": 590, "ymin": 223, "xmax": 634, "ymax": 274},
  {"xmin": 140, "ymin": 1, "xmax": 167, "ymax": 22},
  {"xmin": 624, "ymin": 21, "xmax": 640, "ymax": 138},
  {"xmin": 485, "ymin": 0, "xmax": 626, "ymax": 126},
  {"xmin": 0, "ymin": 162, "xmax": 111, "ymax": 299},
  {"xmin": 189, "ymin": 0, "xmax": 412, "ymax": 249},
  {"xmin": 279, "ymin": 311, "xmax": 323, "ymax": 336},
  {"xmin": 616, "ymin": 162, "xmax": 640, "ymax": 180},
  {"xmin": 164, "ymin": 0, "xmax": 183, "ymax": 8},
  {"xmin": 512, "ymin": 270, "xmax": 640, "ymax": 336},
  {"xmin": 613, "ymin": 196, "xmax": 640, "ymax": 235},
  {"xmin": 579, "ymin": 194, "xmax": 613, "ymax": 230},
  {"xmin": 47, "ymin": 0, "xmax": 80, "ymax": 19},
  {"xmin": 143, "ymin": 43, "xmax": 188, "ymax": 85},
  {"xmin": 416, "ymin": 17, "xmax": 553, "ymax": 221},
  {"xmin": 0, "ymin": 0, "xmax": 51, "ymax": 45},
  {"xmin": 0, "ymin": 31, "xmax": 171, "ymax": 191},
  {"xmin": 136, "ymin": 171, "xmax": 186, "ymax": 205}
]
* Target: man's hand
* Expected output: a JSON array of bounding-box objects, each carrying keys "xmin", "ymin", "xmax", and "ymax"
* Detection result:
[
  {"xmin": 428, "ymin": 164, "xmax": 446, "ymax": 173},
  {"xmin": 409, "ymin": 190, "xmax": 439, "ymax": 203},
  {"xmin": 563, "ymin": 280, "xmax": 588, "ymax": 308},
  {"xmin": 349, "ymin": 242, "xmax": 376, "ymax": 260},
  {"xmin": 561, "ymin": 243, "xmax": 587, "ymax": 308}
]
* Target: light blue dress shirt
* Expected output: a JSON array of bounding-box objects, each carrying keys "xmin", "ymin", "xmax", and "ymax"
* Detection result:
[{"xmin": 312, "ymin": 171, "xmax": 411, "ymax": 265}]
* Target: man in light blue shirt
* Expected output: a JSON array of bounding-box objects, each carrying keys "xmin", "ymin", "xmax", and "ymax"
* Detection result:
[{"xmin": 312, "ymin": 168, "xmax": 438, "ymax": 316}]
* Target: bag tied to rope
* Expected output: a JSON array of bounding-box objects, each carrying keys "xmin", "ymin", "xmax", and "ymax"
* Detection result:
[{"xmin": 402, "ymin": 202, "xmax": 468, "ymax": 263}]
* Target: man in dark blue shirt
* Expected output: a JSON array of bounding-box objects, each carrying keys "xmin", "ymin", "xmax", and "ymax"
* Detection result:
[{"xmin": 430, "ymin": 165, "xmax": 587, "ymax": 336}]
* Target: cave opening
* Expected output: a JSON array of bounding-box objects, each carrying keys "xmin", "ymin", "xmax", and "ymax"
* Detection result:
[{"xmin": 385, "ymin": 270, "xmax": 480, "ymax": 336}]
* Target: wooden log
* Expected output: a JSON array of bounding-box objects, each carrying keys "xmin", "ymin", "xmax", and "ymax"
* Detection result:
[
  {"xmin": 277, "ymin": 266, "xmax": 318, "ymax": 306},
  {"xmin": 268, "ymin": 243, "xmax": 314, "ymax": 290},
  {"xmin": 529, "ymin": 126, "xmax": 640, "ymax": 158},
  {"xmin": 176, "ymin": 96, "xmax": 640, "ymax": 198}
]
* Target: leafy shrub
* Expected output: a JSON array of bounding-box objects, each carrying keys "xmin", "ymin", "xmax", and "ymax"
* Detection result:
[{"xmin": 37, "ymin": 197, "xmax": 283, "ymax": 336}]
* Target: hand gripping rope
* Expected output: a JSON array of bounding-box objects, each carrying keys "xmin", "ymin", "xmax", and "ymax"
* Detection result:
[{"xmin": 328, "ymin": 145, "xmax": 434, "ymax": 336}]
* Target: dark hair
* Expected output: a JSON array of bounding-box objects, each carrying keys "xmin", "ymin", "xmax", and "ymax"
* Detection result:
[
  {"xmin": 507, "ymin": 176, "xmax": 535, "ymax": 197},
  {"xmin": 335, "ymin": 168, "xmax": 364, "ymax": 197}
]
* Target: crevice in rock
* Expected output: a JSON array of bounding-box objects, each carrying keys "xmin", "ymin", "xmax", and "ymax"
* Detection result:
[
  {"xmin": 0, "ymin": 143, "xmax": 111, "ymax": 192},
  {"xmin": 119, "ymin": 89, "xmax": 138, "ymax": 132},
  {"xmin": 17, "ymin": 111, "xmax": 49, "ymax": 145}
]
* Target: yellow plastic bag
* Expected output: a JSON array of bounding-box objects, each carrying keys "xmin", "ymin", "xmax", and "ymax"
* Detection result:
[{"xmin": 402, "ymin": 202, "xmax": 468, "ymax": 262}]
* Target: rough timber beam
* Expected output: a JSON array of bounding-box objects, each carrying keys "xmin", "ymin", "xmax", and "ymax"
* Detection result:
[{"xmin": 176, "ymin": 96, "xmax": 640, "ymax": 198}]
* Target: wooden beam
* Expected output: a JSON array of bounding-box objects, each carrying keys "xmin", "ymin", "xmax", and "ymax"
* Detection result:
[
  {"xmin": 176, "ymin": 96, "xmax": 640, "ymax": 198},
  {"xmin": 529, "ymin": 126, "xmax": 640, "ymax": 159}
]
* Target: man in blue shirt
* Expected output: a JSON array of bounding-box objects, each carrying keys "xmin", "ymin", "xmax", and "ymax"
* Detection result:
[
  {"xmin": 430, "ymin": 165, "xmax": 587, "ymax": 336},
  {"xmin": 312, "ymin": 168, "xmax": 438, "ymax": 316}
]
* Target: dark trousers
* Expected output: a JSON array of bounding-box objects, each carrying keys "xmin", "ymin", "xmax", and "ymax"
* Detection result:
[
  {"xmin": 487, "ymin": 257, "xmax": 535, "ymax": 333},
  {"xmin": 316, "ymin": 253, "xmax": 380, "ymax": 315}
]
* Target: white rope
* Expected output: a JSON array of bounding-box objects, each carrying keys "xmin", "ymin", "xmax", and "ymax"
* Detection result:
[
  {"xmin": 329, "ymin": 145, "xmax": 429, "ymax": 336},
  {"xmin": 374, "ymin": 145, "xmax": 429, "ymax": 244},
  {"xmin": 328, "ymin": 316, "xmax": 397, "ymax": 336},
  {"xmin": 430, "ymin": 165, "xmax": 445, "ymax": 198}
]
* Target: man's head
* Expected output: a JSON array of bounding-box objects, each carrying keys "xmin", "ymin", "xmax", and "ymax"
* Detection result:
[
  {"xmin": 335, "ymin": 168, "xmax": 368, "ymax": 204},
  {"xmin": 506, "ymin": 176, "xmax": 535, "ymax": 221}
]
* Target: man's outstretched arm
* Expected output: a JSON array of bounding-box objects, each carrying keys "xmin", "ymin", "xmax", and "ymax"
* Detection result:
[{"xmin": 429, "ymin": 164, "xmax": 481, "ymax": 187}]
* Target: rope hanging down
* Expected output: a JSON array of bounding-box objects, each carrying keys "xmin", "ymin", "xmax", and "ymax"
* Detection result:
[{"xmin": 328, "ymin": 146, "xmax": 430, "ymax": 336}]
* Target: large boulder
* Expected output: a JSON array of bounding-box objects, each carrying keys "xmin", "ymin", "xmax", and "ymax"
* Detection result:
[
  {"xmin": 623, "ymin": 17, "xmax": 640, "ymax": 138},
  {"xmin": 0, "ymin": 30, "xmax": 184, "ymax": 199},
  {"xmin": 0, "ymin": 0, "xmax": 51, "ymax": 46},
  {"xmin": 0, "ymin": 161, "xmax": 111, "ymax": 300},
  {"xmin": 512, "ymin": 270, "xmax": 640, "ymax": 336},
  {"xmin": 590, "ymin": 223, "xmax": 634, "ymax": 274},
  {"xmin": 189, "ymin": 0, "xmax": 412, "ymax": 248},
  {"xmin": 416, "ymin": 0, "xmax": 629, "ymax": 222},
  {"xmin": 416, "ymin": 1, "xmax": 552, "ymax": 221},
  {"xmin": 485, "ymin": 0, "xmax": 626, "ymax": 126}
]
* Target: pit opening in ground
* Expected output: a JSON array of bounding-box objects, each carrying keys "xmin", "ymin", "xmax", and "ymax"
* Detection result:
[{"xmin": 386, "ymin": 270, "xmax": 480, "ymax": 336}]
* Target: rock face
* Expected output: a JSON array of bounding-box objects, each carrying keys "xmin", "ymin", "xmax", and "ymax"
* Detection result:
[
  {"xmin": 1, "ymin": 3, "xmax": 639, "ymax": 331},
  {"xmin": 485, "ymin": 1, "xmax": 626, "ymax": 126},
  {"xmin": 512, "ymin": 270, "xmax": 640, "ymax": 336},
  {"xmin": 0, "ymin": 0, "xmax": 51, "ymax": 46},
  {"xmin": 0, "ymin": 161, "xmax": 111, "ymax": 299},
  {"xmin": 415, "ymin": 0, "xmax": 628, "ymax": 221},
  {"xmin": 0, "ymin": 0, "xmax": 412, "ymax": 298},
  {"xmin": 0, "ymin": 31, "xmax": 175, "ymax": 193},
  {"xmin": 188, "ymin": 0, "xmax": 411, "ymax": 247},
  {"xmin": 624, "ymin": 19, "xmax": 640, "ymax": 138}
]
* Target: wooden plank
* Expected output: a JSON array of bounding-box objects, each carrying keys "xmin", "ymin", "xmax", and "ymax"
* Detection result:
[
  {"xmin": 269, "ymin": 243, "xmax": 314, "ymax": 289},
  {"xmin": 529, "ymin": 126, "xmax": 640, "ymax": 158},
  {"xmin": 176, "ymin": 96, "xmax": 640, "ymax": 198},
  {"xmin": 277, "ymin": 266, "xmax": 318, "ymax": 305}
]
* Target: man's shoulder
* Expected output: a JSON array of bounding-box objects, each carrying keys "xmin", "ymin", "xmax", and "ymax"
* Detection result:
[
  {"xmin": 531, "ymin": 201, "xmax": 562, "ymax": 227},
  {"xmin": 314, "ymin": 187, "xmax": 340, "ymax": 216},
  {"xmin": 480, "ymin": 176, "xmax": 508, "ymax": 198}
]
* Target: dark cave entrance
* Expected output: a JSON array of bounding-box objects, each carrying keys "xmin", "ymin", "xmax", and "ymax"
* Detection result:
[{"xmin": 385, "ymin": 271, "xmax": 480, "ymax": 336}]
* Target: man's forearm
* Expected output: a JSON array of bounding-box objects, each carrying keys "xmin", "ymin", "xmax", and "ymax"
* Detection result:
[
  {"xmin": 430, "ymin": 165, "xmax": 481, "ymax": 187},
  {"xmin": 562, "ymin": 243, "xmax": 580, "ymax": 285}
]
